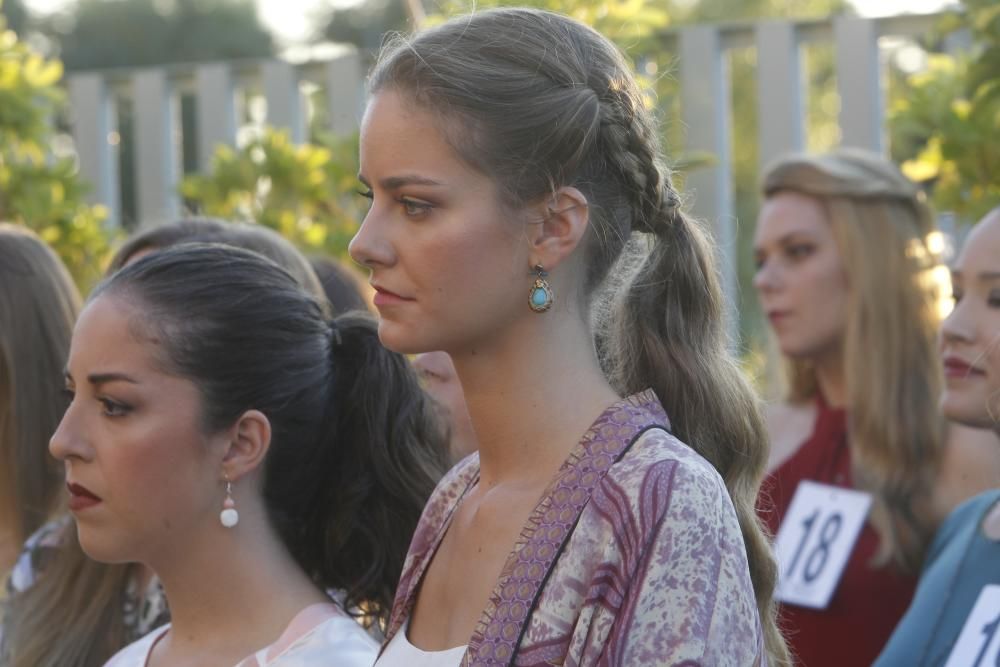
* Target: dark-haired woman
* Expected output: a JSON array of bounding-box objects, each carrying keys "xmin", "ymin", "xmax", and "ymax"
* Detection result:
[
  {"xmin": 47, "ymin": 245, "xmax": 449, "ymax": 665},
  {"xmin": 1, "ymin": 221, "xmax": 384, "ymax": 667},
  {"xmin": 350, "ymin": 7, "xmax": 788, "ymax": 665}
]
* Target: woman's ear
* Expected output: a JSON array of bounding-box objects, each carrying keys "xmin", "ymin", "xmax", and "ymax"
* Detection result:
[
  {"xmin": 526, "ymin": 186, "xmax": 590, "ymax": 270},
  {"xmin": 220, "ymin": 409, "xmax": 271, "ymax": 481}
]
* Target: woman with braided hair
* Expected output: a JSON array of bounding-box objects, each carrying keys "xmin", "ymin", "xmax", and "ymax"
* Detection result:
[{"xmin": 350, "ymin": 8, "xmax": 788, "ymax": 665}]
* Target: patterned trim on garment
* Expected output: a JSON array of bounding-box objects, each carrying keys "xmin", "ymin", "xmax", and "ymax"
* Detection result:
[
  {"xmin": 468, "ymin": 392, "xmax": 667, "ymax": 666},
  {"xmin": 384, "ymin": 390, "xmax": 670, "ymax": 667}
]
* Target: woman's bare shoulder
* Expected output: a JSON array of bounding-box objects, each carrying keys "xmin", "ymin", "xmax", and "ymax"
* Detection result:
[{"xmin": 763, "ymin": 400, "xmax": 817, "ymax": 474}]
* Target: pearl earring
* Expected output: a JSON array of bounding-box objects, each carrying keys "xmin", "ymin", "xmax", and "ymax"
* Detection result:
[{"xmin": 220, "ymin": 478, "xmax": 239, "ymax": 528}]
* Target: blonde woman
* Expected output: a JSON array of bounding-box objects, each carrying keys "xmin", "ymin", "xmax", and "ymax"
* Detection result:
[
  {"xmin": 753, "ymin": 149, "xmax": 1000, "ymax": 666},
  {"xmin": 875, "ymin": 207, "xmax": 1000, "ymax": 664},
  {"xmin": 0, "ymin": 224, "xmax": 80, "ymax": 575}
]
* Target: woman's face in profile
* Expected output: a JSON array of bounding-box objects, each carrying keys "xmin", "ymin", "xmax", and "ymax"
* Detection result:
[
  {"xmin": 753, "ymin": 191, "xmax": 850, "ymax": 363},
  {"xmin": 940, "ymin": 211, "xmax": 1000, "ymax": 429},
  {"xmin": 49, "ymin": 295, "xmax": 227, "ymax": 565},
  {"xmin": 349, "ymin": 89, "xmax": 532, "ymax": 357}
]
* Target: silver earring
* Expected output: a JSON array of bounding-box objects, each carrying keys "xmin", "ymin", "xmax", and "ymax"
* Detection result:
[
  {"xmin": 529, "ymin": 264, "xmax": 554, "ymax": 313},
  {"xmin": 220, "ymin": 478, "xmax": 239, "ymax": 528}
]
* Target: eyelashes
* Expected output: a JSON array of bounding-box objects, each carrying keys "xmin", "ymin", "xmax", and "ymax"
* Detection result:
[{"xmin": 356, "ymin": 188, "xmax": 433, "ymax": 218}]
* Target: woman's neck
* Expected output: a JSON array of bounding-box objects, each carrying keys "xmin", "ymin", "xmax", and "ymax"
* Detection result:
[
  {"xmin": 451, "ymin": 308, "xmax": 620, "ymax": 490},
  {"xmin": 147, "ymin": 505, "xmax": 326, "ymax": 662},
  {"xmin": 813, "ymin": 351, "xmax": 847, "ymax": 409}
]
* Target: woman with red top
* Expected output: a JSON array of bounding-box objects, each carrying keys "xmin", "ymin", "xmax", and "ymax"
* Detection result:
[{"xmin": 752, "ymin": 149, "xmax": 1000, "ymax": 666}]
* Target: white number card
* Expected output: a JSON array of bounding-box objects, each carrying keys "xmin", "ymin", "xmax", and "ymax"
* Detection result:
[
  {"xmin": 773, "ymin": 481, "xmax": 872, "ymax": 609},
  {"xmin": 944, "ymin": 585, "xmax": 1000, "ymax": 667}
]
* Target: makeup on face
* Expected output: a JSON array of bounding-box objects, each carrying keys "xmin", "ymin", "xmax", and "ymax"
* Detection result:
[
  {"xmin": 939, "ymin": 213, "xmax": 1000, "ymax": 428},
  {"xmin": 50, "ymin": 296, "xmax": 223, "ymax": 564},
  {"xmin": 349, "ymin": 90, "xmax": 530, "ymax": 356},
  {"xmin": 66, "ymin": 482, "xmax": 102, "ymax": 512},
  {"xmin": 753, "ymin": 192, "xmax": 849, "ymax": 362}
]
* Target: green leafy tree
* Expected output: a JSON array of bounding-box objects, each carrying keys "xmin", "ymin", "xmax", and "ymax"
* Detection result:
[
  {"xmin": 47, "ymin": 0, "xmax": 273, "ymax": 71},
  {"xmin": 890, "ymin": 0, "xmax": 1000, "ymax": 222},
  {"xmin": 321, "ymin": 0, "xmax": 410, "ymax": 51},
  {"xmin": 0, "ymin": 3, "xmax": 112, "ymax": 289},
  {"xmin": 180, "ymin": 130, "xmax": 364, "ymax": 257}
]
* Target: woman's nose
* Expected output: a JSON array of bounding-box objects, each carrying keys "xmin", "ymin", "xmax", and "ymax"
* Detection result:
[{"xmin": 49, "ymin": 400, "xmax": 91, "ymax": 463}]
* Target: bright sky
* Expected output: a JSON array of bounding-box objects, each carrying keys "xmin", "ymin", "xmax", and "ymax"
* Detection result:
[{"xmin": 23, "ymin": 0, "xmax": 957, "ymax": 44}]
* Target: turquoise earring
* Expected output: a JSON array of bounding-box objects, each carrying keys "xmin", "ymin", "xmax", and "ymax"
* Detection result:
[{"xmin": 529, "ymin": 264, "xmax": 554, "ymax": 313}]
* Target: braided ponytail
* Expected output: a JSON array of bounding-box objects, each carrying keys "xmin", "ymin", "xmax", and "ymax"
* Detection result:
[{"xmin": 371, "ymin": 8, "xmax": 788, "ymax": 662}]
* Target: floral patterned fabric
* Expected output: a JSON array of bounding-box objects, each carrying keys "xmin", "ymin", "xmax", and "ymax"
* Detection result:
[{"xmin": 381, "ymin": 390, "xmax": 764, "ymax": 667}]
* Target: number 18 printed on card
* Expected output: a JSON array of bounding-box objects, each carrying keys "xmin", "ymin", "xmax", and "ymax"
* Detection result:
[{"xmin": 773, "ymin": 480, "xmax": 873, "ymax": 609}]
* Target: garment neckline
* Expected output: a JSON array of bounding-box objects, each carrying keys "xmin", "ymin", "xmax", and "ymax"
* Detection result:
[
  {"xmin": 385, "ymin": 390, "xmax": 669, "ymax": 663},
  {"xmin": 141, "ymin": 602, "xmax": 343, "ymax": 667},
  {"xmin": 399, "ymin": 620, "xmax": 468, "ymax": 656}
]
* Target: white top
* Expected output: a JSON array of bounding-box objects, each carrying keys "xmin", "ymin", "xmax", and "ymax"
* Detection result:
[
  {"xmin": 377, "ymin": 621, "xmax": 466, "ymax": 667},
  {"xmin": 103, "ymin": 603, "xmax": 378, "ymax": 667}
]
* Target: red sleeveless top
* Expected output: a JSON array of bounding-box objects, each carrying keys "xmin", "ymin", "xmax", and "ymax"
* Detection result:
[{"xmin": 758, "ymin": 398, "xmax": 916, "ymax": 666}]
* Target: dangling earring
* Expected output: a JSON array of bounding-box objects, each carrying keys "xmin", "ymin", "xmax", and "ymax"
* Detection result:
[
  {"xmin": 220, "ymin": 476, "xmax": 239, "ymax": 528},
  {"xmin": 529, "ymin": 264, "xmax": 554, "ymax": 313}
]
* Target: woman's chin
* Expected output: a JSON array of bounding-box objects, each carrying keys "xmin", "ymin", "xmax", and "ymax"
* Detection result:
[
  {"xmin": 376, "ymin": 320, "xmax": 433, "ymax": 356},
  {"xmin": 941, "ymin": 392, "xmax": 995, "ymax": 430}
]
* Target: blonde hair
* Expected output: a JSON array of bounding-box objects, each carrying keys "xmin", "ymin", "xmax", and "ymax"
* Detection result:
[
  {"xmin": 0, "ymin": 224, "xmax": 80, "ymax": 542},
  {"xmin": 763, "ymin": 148, "xmax": 947, "ymax": 573},
  {"xmin": 372, "ymin": 9, "xmax": 789, "ymax": 662}
]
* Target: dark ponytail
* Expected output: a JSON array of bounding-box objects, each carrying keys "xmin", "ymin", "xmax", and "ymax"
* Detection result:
[
  {"xmin": 276, "ymin": 312, "xmax": 451, "ymax": 623},
  {"xmin": 97, "ymin": 244, "xmax": 450, "ymax": 629}
]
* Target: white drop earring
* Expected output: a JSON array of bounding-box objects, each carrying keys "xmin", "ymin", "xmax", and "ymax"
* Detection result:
[{"xmin": 220, "ymin": 477, "xmax": 239, "ymax": 528}]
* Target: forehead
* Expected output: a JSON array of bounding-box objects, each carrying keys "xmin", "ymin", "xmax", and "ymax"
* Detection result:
[
  {"xmin": 360, "ymin": 90, "xmax": 461, "ymax": 172},
  {"xmin": 754, "ymin": 191, "xmax": 831, "ymax": 245},
  {"xmin": 70, "ymin": 295, "xmax": 158, "ymax": 372},
  {"xmin": 955, "ymin": 213, "xmax": 1000, "ymax": 274}
]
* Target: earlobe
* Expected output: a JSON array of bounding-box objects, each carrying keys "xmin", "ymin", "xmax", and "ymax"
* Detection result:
[
  {"xmin": 221, "ymin": 409, "xmax": 271, "ymax": 482},
  {"xmin": 529, "ymin": 186, "xmax": 590, "ymax": 270}
]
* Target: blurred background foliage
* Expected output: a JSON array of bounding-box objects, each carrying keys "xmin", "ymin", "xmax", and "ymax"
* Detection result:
[
  {"xmin": 891, "ymin": 0, "xmax": 1000, "ymax": 222},
  {"xmin": 1, "ymin": 0, "xmax": 996, "ymax": 345},
  {"xmin": 180, "ymin": 130, "xmax": 362, "ymax": 257},
  {"xmin": 0, "ymin": 1, "xmax": 111, "ymax": 290}
]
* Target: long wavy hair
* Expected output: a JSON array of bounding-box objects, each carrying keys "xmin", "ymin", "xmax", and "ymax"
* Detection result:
[
  {"xmin": 762, "ymin": 148, "xmax": 948, "ymax": 573},
  {"xmin": 0, "ymin": 224, "xmax": 80, "ymax": 549},
  {"xmin": 371, "ymin": 8, "xmax": 788, "ymax": 663}
]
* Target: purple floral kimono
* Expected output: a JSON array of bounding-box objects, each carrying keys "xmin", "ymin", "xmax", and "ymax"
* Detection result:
[{"xmin": 383, "ymin": 391, "xmax": 764, "ymax": 666}]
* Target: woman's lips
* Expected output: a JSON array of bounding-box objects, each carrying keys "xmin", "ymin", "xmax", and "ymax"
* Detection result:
[
  {"xmin": 372, "ymin": 286, "xmax": 413, "ymax": 307},
  {"xmin": 943, "ymin": 355, "xmax": 985, "ymax": 379},
  {"xmin": 67, "ymin": 482, "xmax": 102, "ymax": 511}
]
